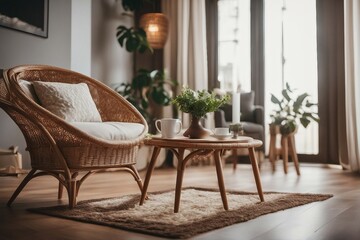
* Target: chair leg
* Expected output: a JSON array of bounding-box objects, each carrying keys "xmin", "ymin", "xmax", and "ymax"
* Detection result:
[
  {"xmin": 128, "ymin": 165, "xmax": 144, "ymax": 193},
  {"xmin": 67, "ymin": 179, "xmax": 78, "ymax": 209},
  {"xmin": 58, "ymin": 182, "xmax": 64, "ymax": 200},
  {"xmin": 7, "ymin": 169, "xmax": 37, "ymax": 207},
  {"xmin": 232, "ymin": 149, "xmax": 237, "ymax": 170}
]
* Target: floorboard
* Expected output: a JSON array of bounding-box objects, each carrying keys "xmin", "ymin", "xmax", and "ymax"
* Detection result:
[{"xmin": 1, "ymin": 161, "xmax": 360, "ymax": 240}]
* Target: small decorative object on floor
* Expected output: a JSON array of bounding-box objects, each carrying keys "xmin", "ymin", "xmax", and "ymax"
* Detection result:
[
  {"xmin": 172, "ymin": 87, "xmax": 230, "ymax": 139},
  {"xmin": 0, "ymin": 146, "xmax": 25, "ymax": 177},
  {"xmin": 229, "ymin": 123, "xmax": 244, "ymax": 139}
]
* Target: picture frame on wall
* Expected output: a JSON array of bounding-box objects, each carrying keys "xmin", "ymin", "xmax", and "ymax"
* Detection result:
[{"xmin": 0, "ymin": 0, "xmax": 49, "ymax": 38}]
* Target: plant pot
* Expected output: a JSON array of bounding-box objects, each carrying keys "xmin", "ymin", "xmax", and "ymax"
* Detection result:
[
  {"xmin": 269, "ymin": 123, "xmax": 297, "ymax": 136},
  {"xmin": 183, "ymin": 115, "xmax": 212, "ymax": 139}
]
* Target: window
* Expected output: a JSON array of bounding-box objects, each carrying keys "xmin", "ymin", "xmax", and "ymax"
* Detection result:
[
  {"xmin": 264, "ymin": 0, "xmax": 319, "ymax": 154},
  {"xmin": 218, "ymin": 0, "xmax": 251, "ymax": 92}
]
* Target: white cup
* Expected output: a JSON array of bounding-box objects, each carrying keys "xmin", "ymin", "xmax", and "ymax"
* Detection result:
[
  {"xmin": 155, "ymin": 118, "xmax": 182, "ymax": 138},
  {"xmin": 213, "ymin": 127, "xmax": 230, "ymax": 135}
]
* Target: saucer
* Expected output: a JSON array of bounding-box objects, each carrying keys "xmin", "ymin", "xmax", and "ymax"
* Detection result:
[{"xmin": 210, "ymin": 134, "xmax": 232, "ymax": 140}]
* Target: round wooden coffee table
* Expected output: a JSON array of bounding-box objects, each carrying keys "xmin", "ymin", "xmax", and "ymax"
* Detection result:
[{"xmin": 139, "ymin": 135, "xmax": 264, "ymax": 213}]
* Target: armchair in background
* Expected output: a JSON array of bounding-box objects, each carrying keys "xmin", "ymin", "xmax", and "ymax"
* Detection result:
[{"xmin": 214, "ymin": 91, "xmax": 265, "ymax": 168}]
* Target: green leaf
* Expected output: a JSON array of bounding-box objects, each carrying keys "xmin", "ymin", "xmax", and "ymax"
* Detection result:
[
  {"xmin": 151, "ymin": 88, "xmax": 171, "ymax": 105},
  {"xmin": 286, "ymin": 82, "xmax": 292, "ymax": 92},
  {"xmin": 295, "ymin": 93, "xmax": 309, "ymax": 106},
  {"xmin": 305, "ymin": 100, "xmax": 317, "ymax": 107},
  {"xmin": 271, "ymin": 94, "xmax": 281, "ymax": 105},
  {"xmin": 309, "ymin": 114, "xmax": 320, "ymax": 122},
  {"xmin": 282, "ymin": 89, "xmax": 291, "ymax": 102},
  {"xmin": 117, "ymin": 33, "xmax": 127, "ymax": 47},
  {"xmin": 122, "ymin": 0, "xmax": 144, "ymax": 11},
  {"xmin": 141, "ymin": 98, "xmax": 149, "ymax": 109},
  {"xmin": 300, "ymin": 117, "xmax": 311, "ymax": 128},
  {"xmin": 115, "ymin": 25, "xmax": 152, "ymax": 53},
  {"xmin": 125, "ymin": 37, "xmax": 139, "ymax": 51}
]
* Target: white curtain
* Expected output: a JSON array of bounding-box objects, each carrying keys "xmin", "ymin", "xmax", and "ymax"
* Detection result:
[
  {"xmin": 342, "ymin": 0, "xmax": 360, "ymax": 172},
  {"xmin": 162, "ymin": 0, "xmax": 209, "ymax": 128}
]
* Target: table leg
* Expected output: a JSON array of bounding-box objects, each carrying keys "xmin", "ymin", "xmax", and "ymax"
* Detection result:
[
  {"xmin": 174, "ymin": 148, "xmax": 185, "ymax": 213},
  {"xmin": 248, "ymin": 147, "xmax": 264, "ymax": 202},
  {"xmin": 140, "ymin": 146, "xmax": 161, "ymax": 205},
  {"xmin": 232, "ymin": 149, "xmax": 237, "ymax": 170},
  {"xmin": 214, "ymin": 149, "xmax": 229, "ymax": 210}
]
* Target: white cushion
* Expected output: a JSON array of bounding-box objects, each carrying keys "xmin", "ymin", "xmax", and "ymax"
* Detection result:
[
  {"xmin": 69, "ymin": 122, "xmax": 145, "ymax": 141},
  {"xmin": 18, "ymin": 80, "xmax": 40, "ymax": 103},
  {"xmin": 33, "ymin": 81, "xmax": 102, "ymax": 122}
]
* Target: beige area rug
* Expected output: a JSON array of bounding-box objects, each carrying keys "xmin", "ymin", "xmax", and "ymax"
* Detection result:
[{"xmin": 29, "ymin": 187, "xmax": 332, "ymax": 239}]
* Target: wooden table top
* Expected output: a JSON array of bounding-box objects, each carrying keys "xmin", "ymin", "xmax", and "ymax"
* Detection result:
[{"xmin": 144, "ymin": 134, "xmax": 263, "ymax": 149}]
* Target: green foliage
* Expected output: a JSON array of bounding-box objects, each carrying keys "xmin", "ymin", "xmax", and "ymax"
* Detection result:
[
  {"xmin": 121, "ymin": 0, "xmax": 154, "ymax": 12},
  {"xmin": 172, "ymin": 88, "xmax": 230, "ymax": 119},
  {"xmin": 270, "ymin": 83, "xmax": 319, "ymax": 134},
  {"xmin": 116, "ymin": 0, "xmax": 174, "ymax": 124},
  {"xmin": 116, "ymin": 26, "xmax": 152, "ymax": 53},
  {"xmin": 116, "ymin": 69, "xmax": 176, "ymax": 122},
  {"xmin": 121, "ymin": 0, "xmax": 144, "ymax": 11}
]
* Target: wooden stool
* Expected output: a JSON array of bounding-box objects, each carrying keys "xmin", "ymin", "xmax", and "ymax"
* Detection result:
[{"xmin": 268, "ymin": 125, "xmax": 300, "ymax": 175}]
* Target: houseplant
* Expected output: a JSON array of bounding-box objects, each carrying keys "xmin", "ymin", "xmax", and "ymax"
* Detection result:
[
  {"xmin": 116, "ymin": 0, "xmax": 175, "ymax": 126},
  {"xmin": 172, "ymin": 87, "xmax": 230, "ymax": 139},
  {"xmin": 270, "ymin": 83, "xmax": 319, "ymax": 135},
  {"xmin": 116, "ymin": 0, "xmax": 153, "ymax": 53},
  {"xmin": 116, "ymin": 69, "xmax": 176, "ymax": 124}
]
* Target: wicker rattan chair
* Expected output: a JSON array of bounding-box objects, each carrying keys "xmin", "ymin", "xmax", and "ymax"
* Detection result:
[{"xmin": 0, "ymin": 65, "xmax": 148, "ymax": 208}]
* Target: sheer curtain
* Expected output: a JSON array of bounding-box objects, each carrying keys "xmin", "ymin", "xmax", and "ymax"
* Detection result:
[
  {"xmin": 341, "ymin": 0, "xmax": 360, "ymax": 172},
  {"xmin": 162, "ymin": 0, "xmax": 209, "ymax": 128}
]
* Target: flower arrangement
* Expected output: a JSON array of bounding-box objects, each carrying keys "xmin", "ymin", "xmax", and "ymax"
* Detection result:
[
  {"xmin": 172, "ymin": 87, "xmax": 230, "ymax": 138},
  {"xmin": 172, "ymin": 87, "xmax": 230, "ymax": 118}
]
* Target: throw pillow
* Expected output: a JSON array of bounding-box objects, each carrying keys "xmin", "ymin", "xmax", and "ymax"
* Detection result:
[
  {"xmin": 240, "ymin": 91, "xmax": 255, "ymax": 122},
  {"xmin": 18, "ymin": 80, "xmax": 40, "ymax": 103},
  {"xmin": 33, "ymin": 81, "xmax": 102, "ymax": 122}
]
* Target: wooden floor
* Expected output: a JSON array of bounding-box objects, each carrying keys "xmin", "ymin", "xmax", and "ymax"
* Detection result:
[{"xmin": 1, "ymin": 161, "xmax": 360, "ymax": 240}]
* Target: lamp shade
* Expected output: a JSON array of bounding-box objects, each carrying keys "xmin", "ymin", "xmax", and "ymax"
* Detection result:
[{"xmin": 139, "ymin": 13, "xmax": 169, "ymax": 49}]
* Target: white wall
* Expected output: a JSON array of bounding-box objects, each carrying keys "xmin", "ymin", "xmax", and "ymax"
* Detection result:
[
  {"xmin": 91, "ymin": 0, "xmax": 134, "ymax": 86},
  {"xmin": 71, "ymin": 0, "xmax": 92, "ymax": 76},
  {"xmin": 0, "ymin": 0, "xmax": 134, "ymax": 169},
  {"xmin": 0, "ymin": 0, "xmax": 72, "ymax": 169}
]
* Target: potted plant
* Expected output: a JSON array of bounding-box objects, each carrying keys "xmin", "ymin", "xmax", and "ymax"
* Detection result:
[
  {"xmin": 270, "ymin": 83, "xmax": 319, "ymax": 135},
  {"xmin": 115, "ymin": 0, "xmax": 176, "ymax": 128},
  {"xmin": 115, "ymin": 0, "xmax": 153, "ymax": 53},
  {"xmin": 172, "ymin": 87, "xmax": 230, "ymax": 139},
  {"xmin": 116, "ymin": 69, "xmax": 176, "ymax": 124}
]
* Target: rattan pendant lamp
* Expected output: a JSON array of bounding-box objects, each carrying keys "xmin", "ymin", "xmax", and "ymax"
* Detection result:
[{"xmin": 139, "ymin": 13, "xmax": 169, "ymax": 49}]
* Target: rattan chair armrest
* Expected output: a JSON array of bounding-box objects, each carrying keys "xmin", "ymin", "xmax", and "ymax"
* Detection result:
[{"xmin": 0, "ymin": 99, "xmax": 71, "ymax": 178}]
